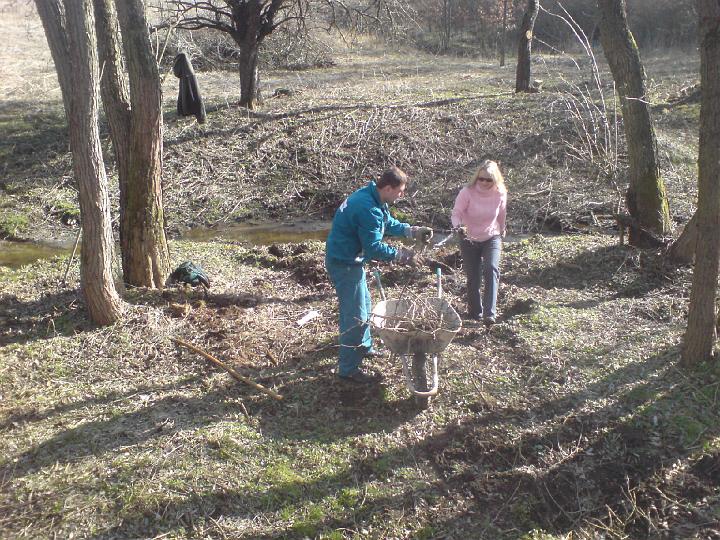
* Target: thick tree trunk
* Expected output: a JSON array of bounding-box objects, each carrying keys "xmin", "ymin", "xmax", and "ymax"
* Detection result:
[
  {"xmin": 597, "ymin": 0, "xmax": 672, "ymax": 246},
  {"xmin": 115, "ymin": 0, "xmax": 170, "ymax": 288},
  {"xmin": 238, "ymin": 41, "xmax": 262, "ymax": 109},
  {"xmin": 515, "ymin": 0, "xmax": 539, "ymax": 92},
  {"xmin": 682, "ymin": 0, "xmax": 720, "ymax": 367},
  {"xmin": 93, "ymin": 0, "xmax": 132, "ymax": 270},
  {"xmin": 35, "ymin": 0, "xmax": 124, "ymax": 325}
]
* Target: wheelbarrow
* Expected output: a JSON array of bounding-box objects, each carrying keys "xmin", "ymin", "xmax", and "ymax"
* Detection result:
[{"xmin": 370, "ymin": 268, "xmax": 461, "ymax": 408}]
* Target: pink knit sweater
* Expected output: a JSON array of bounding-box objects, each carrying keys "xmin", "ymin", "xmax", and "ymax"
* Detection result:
[{"xmin": 450, "ymin": 184, "xmax": 507, "ymax": 242}]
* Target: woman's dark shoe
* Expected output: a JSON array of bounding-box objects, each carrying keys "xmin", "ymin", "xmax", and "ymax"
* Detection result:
[
  {"xmin": 483, "ymin": 317, "xmax": 496, "ymax": 327},
  {"xmin": 338, "ymin": 368, "xmax": 383, "ymax": 384}
]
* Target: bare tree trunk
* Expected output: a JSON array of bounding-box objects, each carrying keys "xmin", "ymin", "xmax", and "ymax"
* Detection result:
[
  {"xmin": 441, "ymin": 0, "xmax": 452, "ymax": 52},
  {"xmin": 239, "ymin": 41, "xmax": 262, "ymax": 109},
  {"xmin": 515, "ymin": 0, "xmax": 539, "ymax": 92},
  {"xmin": 597, "ymin": 0, "xmax": 672, "ymax": 246},
  {"xmin": 115, "ymin": 0, "xmax": 170, "ymax": 288},
  {"xmin": 35, "ymin": 0, "xmax": 124, "ymax": 325},
  {"xmin": 93, "ymin": 0, "xmax": 132, "ymax": 270},
  {"xmin": 500, "ymin": 0, "xmax": 509, "ymax": 67},
  {"xmin": 682, "ymin": 0, "xmax": 720, "ymax": 367}
]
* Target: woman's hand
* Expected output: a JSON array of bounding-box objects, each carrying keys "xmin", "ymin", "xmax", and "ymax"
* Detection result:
[{"xmin": 454, "ymin": 226, "xmax": 468, "ymax": 240}]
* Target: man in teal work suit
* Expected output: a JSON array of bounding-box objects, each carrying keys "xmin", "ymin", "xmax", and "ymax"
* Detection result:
[{"xmin": 325, "ymin": 166, "xmax": 433, "ymax": 384}]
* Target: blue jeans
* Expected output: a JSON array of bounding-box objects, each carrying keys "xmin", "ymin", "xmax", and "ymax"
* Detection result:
[
  {"xmin": 325, "ymin": 257, "xmax": 373, "ymax": 376},
  {"xmin": 460, "ymin": 235, "xmax": 502, "ymax": 319}
]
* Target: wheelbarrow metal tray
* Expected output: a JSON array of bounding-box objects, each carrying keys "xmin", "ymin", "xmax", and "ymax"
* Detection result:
[{"xmin": 370, "ymin": 297, "xmax": 461, "ymax": 355}]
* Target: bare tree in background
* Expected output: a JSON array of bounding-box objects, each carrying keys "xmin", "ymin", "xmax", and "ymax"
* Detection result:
[
  {"xmin": 515, "ymin": 0, "xmax": 538, "ymax": 91},
  {"xmin": 441, "ymin": 0, "xmax": 452, "ymax": 51},
  {"xmin": 164, "ymin": 0, "xmax": 292, "ymax": 109},
  {"xmin": 500, "ymin": 0, "xmax": 509, "ymax": 66},
  {"xmin": 597, "ymin": 0, "xmax": 671, "ymax": 246},
  {"xmin": 34, "ymin": 0, "xmax": 124, "ymax": 325},
  {"xmin": 162, "ymin": 0, "xmax": 417, "ymax": 108},
  {"xmin": 681, "ymin": 0, "xmax": 720, "ymax": 367}
]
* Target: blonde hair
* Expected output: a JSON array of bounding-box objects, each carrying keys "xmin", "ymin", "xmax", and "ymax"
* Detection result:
[{"xmin": 468, "ymin": 159, "xmax": 507, "ymax": 194}]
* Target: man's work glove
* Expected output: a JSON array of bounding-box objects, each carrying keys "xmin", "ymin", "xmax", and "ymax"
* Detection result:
[
  {"xmin": 410, "ymin": 226, "xmax": 434, "ymax": 244},
  {"xmin": 410, "ymin": 226, "xmax": 433, "ymax": 251},
  {"xmin": 454, "ymin": 226, "xmax": 468, "ymax": 240},
  {"xmin": 395, "ymin": 247, "xmax": 422, "ymax": 267}
]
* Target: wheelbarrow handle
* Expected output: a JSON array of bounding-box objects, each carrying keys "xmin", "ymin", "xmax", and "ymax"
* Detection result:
[
  {"xmin": 436, "ymin": 267, "xmax": 442, "ymax": 299},
  {"xmin": 374, "ymin": 269, "xmax": 386, "ymax": 301}
]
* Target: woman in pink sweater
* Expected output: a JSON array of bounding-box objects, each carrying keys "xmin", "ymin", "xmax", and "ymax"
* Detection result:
[{"xmin": 451, "ymin": 160, "xmax": 507, "ymax": 326}]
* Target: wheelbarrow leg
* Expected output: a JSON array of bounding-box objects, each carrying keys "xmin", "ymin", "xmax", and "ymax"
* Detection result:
[{"xmin": 412, "ymin": 352, "xmax": 429, "ymax": 409}]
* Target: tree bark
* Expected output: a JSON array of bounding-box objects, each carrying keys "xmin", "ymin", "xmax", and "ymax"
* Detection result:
[
  {"xmin": 441, "ymin": 0, "xmax": 452, "ymax": 52},
  {"xmin": 238, "ymin": 40, "xmax": 262, "ymax": 109},
  {"xmin": 668, "ymin": 213, "xmax": 697, "ymax": 264},
  {"xmin": 597, "ymin": 0, "xmax": 672, "ymax": 246},
  {"xmin": 515, "ymin": 0, "xmax": 539, "ymax": 92},
  {"xmin": 500, "ymin": 0, "xmax": 509, "ymax": 67},
  {"xmin": 114, "ymin": 0, "xmax": 170, "ymax": 288},
  {"xmin": 35, "ymin": 0, "xmax": 124, "ymax": 325},
  {"xmin": 681, "ymin": 0, "xmax": 720, "ymax": 367},
  {"xmin": 93, "ymin": 0, "xmax": 132, "ymax": 269}
]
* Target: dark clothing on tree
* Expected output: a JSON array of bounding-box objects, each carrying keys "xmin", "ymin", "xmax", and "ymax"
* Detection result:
[{"xmin": 173, "ymin": 53, "xmax": 206, "ymax": 124}]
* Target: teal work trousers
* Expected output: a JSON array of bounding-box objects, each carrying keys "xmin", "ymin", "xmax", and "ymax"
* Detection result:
[{"xmin": 325, "ymin": 257, "xmax": 373, "ymax": 376}]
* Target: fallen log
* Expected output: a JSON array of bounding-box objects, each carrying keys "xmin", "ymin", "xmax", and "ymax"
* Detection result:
[{"xmin": 172, "ymin": 337, "xmax": 284, "ymax": 401}]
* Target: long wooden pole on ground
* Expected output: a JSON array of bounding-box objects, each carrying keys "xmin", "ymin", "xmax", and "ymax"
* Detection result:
[{"xmin": 172, "ymin": 337, "xmax": 284, "ymax": 401}]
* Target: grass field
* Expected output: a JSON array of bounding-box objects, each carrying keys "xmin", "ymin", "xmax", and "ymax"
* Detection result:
[{"xmin": 1, "ymin": 2, "xmax": 718, "ymax": 539}]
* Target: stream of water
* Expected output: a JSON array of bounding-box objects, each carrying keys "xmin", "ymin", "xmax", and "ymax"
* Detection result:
[
  {"xmin": 1, "ymin": 221, "xmax": 529, "ymax": 270},
  {"xmin": 0, "ymin": 240, "xmax": 73, "ymax": 270},
  {"xmin": 182, "ymin": 220, "xmax": 331, "ymax": 245},
  {"xmin": 0, "ymin": 221, "xmax": 332, "ymax": 269}
]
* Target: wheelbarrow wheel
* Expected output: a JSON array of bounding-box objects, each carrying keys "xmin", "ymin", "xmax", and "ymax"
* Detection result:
[{"xmin": 412, "ymin": 352, "xmax": 430, "ymax": 409}]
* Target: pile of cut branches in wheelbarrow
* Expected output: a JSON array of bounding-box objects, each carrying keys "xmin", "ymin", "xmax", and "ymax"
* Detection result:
[{"xmin": 370, "ymin": 268, "xmax": 461, "ymax": 408}]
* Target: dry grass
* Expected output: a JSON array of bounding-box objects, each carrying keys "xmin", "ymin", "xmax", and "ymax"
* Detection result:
[
  {"xmin": 2, "ymin": 234, "xmax": 719, "ymax": 539},
  {"xmin": 1, "ymin": 2, "xmax": 717, "ymax": 539}
]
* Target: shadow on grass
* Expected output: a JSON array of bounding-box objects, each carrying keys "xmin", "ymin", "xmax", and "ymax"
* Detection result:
[
  {"xmin": 504, "ymin": 242, "xmax": 683, "ymax": 298},
  {"xmin": 0, "ymin": 338, "xmax": 417, "ymax": 480},
  {"xmin": 0, "ymin": 374, "xmax": 204, "ymax": 432},
  {"xmin": 0, "ymin": 280, "xmax": 325, "ymax": 348},
  {"xmin": 0, "ymin": 289, "xmax": 88, "ymax": 346},
  {"xmin": 0, "ymin": 100, "xmax": 69, "ymax": 178},
  {"xmin": 74, "ymin": 344, "xmax": 720, "ymax": 540},
  {"xmin": 0, "ymin": 386, "xmax": 241, "ymax": 483}
]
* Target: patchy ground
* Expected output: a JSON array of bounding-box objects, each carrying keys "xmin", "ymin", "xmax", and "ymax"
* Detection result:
[
  {"xmin": 2, "ymin": 234, "xmax": 719, "ymax": 539},
  {"xmin": 2, "ymin": 3, "xmax": 719, "ymax": 540}
]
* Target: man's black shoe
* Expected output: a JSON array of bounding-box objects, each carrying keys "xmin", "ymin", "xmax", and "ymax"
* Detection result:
[
  {"xmin": 338, "ymin": 368, "xmax": 383, "ymax": 384},
  {"xmin": 483, "ymin": 317, "xmax": 496, "ymax": 328}
]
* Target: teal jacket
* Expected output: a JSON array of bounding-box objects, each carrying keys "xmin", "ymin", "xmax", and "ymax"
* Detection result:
[{"xmin": 326, "ymin": 181, "xmax": 409, "ymax": 265}]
